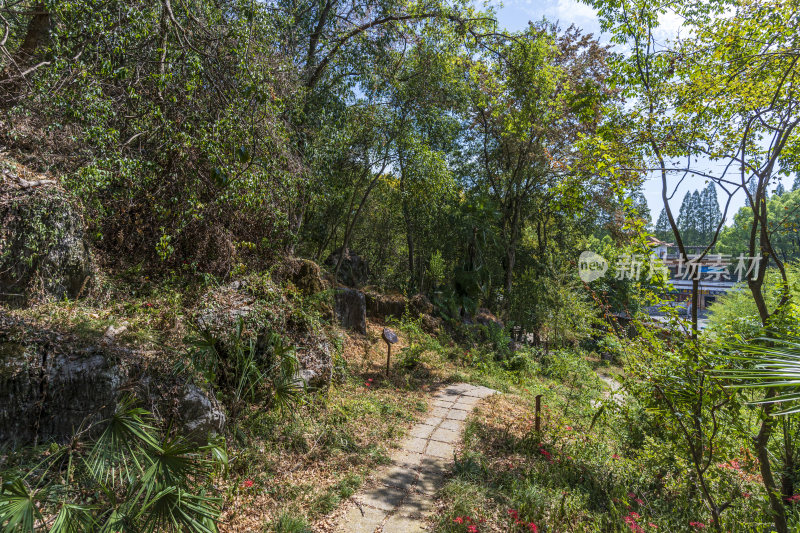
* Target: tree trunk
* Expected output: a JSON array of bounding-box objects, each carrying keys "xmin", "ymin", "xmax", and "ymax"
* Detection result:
[{"xmin": 0, "ymin": 3, "xmax": 51, "ymax": 107}]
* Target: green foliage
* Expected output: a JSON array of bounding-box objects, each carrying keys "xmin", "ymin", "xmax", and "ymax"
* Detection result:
[
  {"xmin": 189, "ymin": 320, "xmax": 304, "ymax": 418},
  {"xmin": 0, "ymin": 399, "xmax": 225, "ymax": 533}
]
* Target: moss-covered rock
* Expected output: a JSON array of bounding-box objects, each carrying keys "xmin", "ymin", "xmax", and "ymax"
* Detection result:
[
  {"xmin": 0, "ymin": 314, "xmax": 226, "ymax": 445},
  {"xmin": 0, "ymin": 172, "xmax": 93, "ymax": 303}
]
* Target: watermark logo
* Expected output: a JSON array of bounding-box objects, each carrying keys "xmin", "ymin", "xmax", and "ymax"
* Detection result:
[{"xmin": 578, "ymin": 251, "xmax": 608, "ymax": 282}]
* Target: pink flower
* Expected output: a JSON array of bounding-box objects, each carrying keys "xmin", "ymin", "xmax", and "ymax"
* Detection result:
[
  {"xmin": 629, "ymin": 512, "xmax": 640, "ymax": 519},
  {"xmin": 242, "ymin": 479, "xmax": 254, "ymax": 488},
  {"xmin": 648, "ymin": 524, "xmax": 657, "ymax": 529},
  {"xmin": 689, "ymin": 522, "xmax": 706, "ymax": 529},
  {"xmin": 453, "ymin": 517, "xmax": 464, "ymax": 524},
  {"xmin": 635, "ymin": 498, "xmax": 644, "ymax": 505},
  {"xmin": 565, "ymin": 425, "xmax": 572, "ymax": 430},
  {"xmin": 528, "ymin": 523, "xmax": 538, "ymax": 532},
  {"xmin": 612, "ymin": 454, "xmax": 621, "ymax": 460},
  {"xmin": 628, "ymin": 492, "xmax": 636, "ymax": 499},
  {"xmin": 785, "ymin": 494, "xmax": 800, "ymax": 503},
  {"xmin": 467, "ymin": 526, "xmax": 479, "ymax": 533}
]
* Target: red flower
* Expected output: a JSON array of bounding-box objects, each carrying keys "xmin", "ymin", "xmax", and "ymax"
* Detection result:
[
  {"xmin": 785, "ymin": 494, "xmax": 800, "ymax": 503},
  {"xmin": 565, "ymin": 425, "xmax": 572, "ymax": 430},
  {"xmin": 453, "ymin": 517, "xmax": 464, "ymax": 524},
  {"xmin": 467, "ymin": 526, "xmax": 479, "ymax": 533},
  {"xmin": 742, "ymin": 492, "xmax": 751, "ymax": 499},
  {"xmin": 648, "ymin": 524, "xmax": 658, "ymax": 529},
  {"xmin": 242, "ymin": 479, "xmax": 254, "ymax": 488},
  {"xmin": 635, "ymin": 498, "xmax": 644, "ymax": 505},
  {"xmin": 689, "ymin": 522, "xmax": 706, "ymax": 529},
  {"xmin": 612, "ymin": 453, "xmax": 621, "ymax": 460},
  {"xmin": 528, "ymin": 523, "xmax": 538, "ymax": 532},
  {"xmin": 628, "ymin": 492, "xmax": 636, "ymax": 499},
  {"xmin": 629, "ymin": 512, "xmax": 640, "ymax": 519}
]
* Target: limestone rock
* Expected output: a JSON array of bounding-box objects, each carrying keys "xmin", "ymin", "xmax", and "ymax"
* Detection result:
[
  {"xmin": 334, "ymin": 288, "xmax": 366, "ymax": 334},
  {"xmin": 273, "ymin": 257, "xmax": 326, "ymax": 295},
  {"xmin": 326, "ymin": 248, "xmax": 369, "ymax": 287},
  {"xmin": 178, "ymin": 384, "xmax": 227, "ymax": 441},
  {"xmin": 0, "ymin": 177, "xmax": 92, "ymax": 303},
  {"xmin": 0, "ymin": 316, "xmax": 225, "ymax": 445},
  {"xmin": 295, "ymin": 336, "xmax": 333, "ymax": 389}
]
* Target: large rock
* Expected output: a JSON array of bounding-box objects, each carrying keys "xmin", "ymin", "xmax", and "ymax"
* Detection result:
[
  {"xmin": 0, "ymin": 173, "xmax": 93, "ymax": 303},
  {"xmin": 195, "ymin": 280, "xmax": 334, "ymax": 390},
  {"xmin": 295, "ymin": 336, "xmax": 333, "ymax": 389},
  {"xmin": 0, "ymin": 316, "xmax": 225, "ymax": 445},
  {"xmin": 364, "ymin": 292, "xmax": 434, "ymax": 320},
  {"xmin": 326, "ymin": 248, "xmax": 369, "ymax": 287},
  {"xmin": 273, "ymin": 257, "xmax": 326, "ymax": 295},
  {"xmin": 334, "ymin": 288, "xmax": 366, "ymax": 334}
]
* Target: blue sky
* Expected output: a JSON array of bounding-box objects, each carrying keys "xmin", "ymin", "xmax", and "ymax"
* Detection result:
[{"xmin": 483, "ymin": 0, "xmax": 791, "ymax": 225}]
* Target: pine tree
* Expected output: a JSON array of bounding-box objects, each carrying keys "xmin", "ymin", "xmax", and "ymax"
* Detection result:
[
  {"xmin": 655, "ymin": 208, "xmax": 671, "ymax": 241},
  {"xmin": 793, "ymin": 173, "xmax": 800, "ymax": 191},
  {"xmin": 629, "ymin": 189, "xmax": 651, "ymax": 225},
  {"xmin": 677, "ymin": 191, "xmax": 695, "ymax": 245},
  {"xmin": 775, "ymin": 182, "xmax": 786, "ymax": 196},
  {"xmin": 699, "ymin": 183, "xmax": 722, "ymax": 240}
]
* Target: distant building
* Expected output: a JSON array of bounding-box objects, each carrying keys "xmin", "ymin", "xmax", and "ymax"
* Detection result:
[{"xmin": 647, "ymin": 240, "xmax": 737, "ymax": 310}]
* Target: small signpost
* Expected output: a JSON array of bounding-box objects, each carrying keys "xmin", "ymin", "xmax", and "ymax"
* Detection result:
[{"xmin": 382, "ymin": 327, "xmax": 398, "ymax": 376}]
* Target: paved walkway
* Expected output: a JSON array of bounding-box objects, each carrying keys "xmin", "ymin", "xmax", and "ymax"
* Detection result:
[{"xmin": 336, "ymin": 383, "xmax": 496, "ymax": 533}]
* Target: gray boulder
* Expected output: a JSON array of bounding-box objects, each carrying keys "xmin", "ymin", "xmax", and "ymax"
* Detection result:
[
  {"xmin": 0, "ymin": 316, "xmax": 225, "ymax": 446},
  {"xmin": 334, "ymin": 288, "xmax": 366, "ymax": 334},
  {"xmin": 177, "ymin": 384, "xmax": 227, "ymax": 442},
  {"xmin": 326, "ymin": 248, "xmax": 369, "ymax": 287},
  {"xmin": 0, "ymin": 176, "xmax": 93, "ymax": 303},
  {"xmin": 295, "ymin": 336, "xmax": 333, "ymax": 390}
]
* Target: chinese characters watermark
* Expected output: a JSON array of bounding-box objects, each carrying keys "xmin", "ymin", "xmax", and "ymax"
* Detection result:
[{"xmin": 579, "ymin": 251, "xmax": 762, "ymax": 282}]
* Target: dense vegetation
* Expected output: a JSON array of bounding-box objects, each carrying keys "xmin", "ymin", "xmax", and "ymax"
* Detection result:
[{"xmin": 0, "ymin": 0, "xmax": 799, "ymax": 532}]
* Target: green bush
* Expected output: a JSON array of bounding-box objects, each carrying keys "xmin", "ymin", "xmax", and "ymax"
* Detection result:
[{"xmin": 0, "ymin": 398, "xmax": 226, "ymax": 532}]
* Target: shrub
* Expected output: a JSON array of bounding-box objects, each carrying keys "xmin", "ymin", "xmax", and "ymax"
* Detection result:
[{"xmin": 0, "ymin": 398, "xmax": 226, "ymax": 532}]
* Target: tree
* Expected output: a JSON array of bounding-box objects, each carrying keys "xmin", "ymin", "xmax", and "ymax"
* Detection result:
[
  {"xmin": 466, "ymin": 24, "xmax": 616, "ymax": 299},
  {"xmin": 654, "ymin": 208, "xmax": 671, "ymax": 241},
  {"xmin": 588, "ymin": 0, "xmax": 800, "ymax": 529},
  {"xmin": 775, "ymin": 182, "xmax": 786, "ymax": 196},
  {"xmin": 699, "ymin": 183, "xmax": 722, "ymax": 242}
]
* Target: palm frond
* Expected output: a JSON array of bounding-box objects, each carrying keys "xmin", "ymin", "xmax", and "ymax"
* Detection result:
[
  {"xmin": 717, "ymin": 338, "xmax": 800, "ymax": 415},
  {"xmin": 0, "ymin": 478, "xmax": 41, "ymax": 533},
  {"xmin": 48, "ymin": 503, "xmax": 96, "ymax": 533}
]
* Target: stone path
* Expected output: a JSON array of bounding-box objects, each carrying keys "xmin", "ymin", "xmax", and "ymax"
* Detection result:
[{"xmin": 336, "ymin": 383, "xmax": 496, "ymax": 533}]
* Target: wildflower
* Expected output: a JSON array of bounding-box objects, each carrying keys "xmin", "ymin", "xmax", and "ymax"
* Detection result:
[
  {"xmin": 528, "ymin": 523, "xmax": 538, "ymax": 532},
  {"xmin": 635, "ymin": 498, "xmax": 644, "ymax": 505},
  {"xmin": 689, "ymin": 522, "xmax": 706, "ymax": 529},
  {"xmin": 785, "ymin": 494, "xmax": 800, "ymax": 503},
  {"xmin": 742, "ymin": 492, "xmax": 751, "ymax": 499},
  {"xmin": 648, "ymin": 524, "xmax": 657, "ymax": 529},
  {"xmin": 628, "ymin": 492, "xmax": 636, "ymax": 499},
  {"xmin": 565, "ymin": 425, "xmax": 572, "ymax": 431},
  {"xmin": 467, "ymin": 526, "xmax": 479, "ymax": 533},
  {"xmin": 242, "ymin": 479, "xmax": 254, "ymax": 488},
  {"xmin": 629, "ymin": 512, "xmax": 640, "ymax": 519},
  {"xmin": 453, "ymin": 517, "xmax": 464, "ymax": 524},
  {"xmin": 612, "ymin": 453, "xmax": 621, "ymax": 460}
]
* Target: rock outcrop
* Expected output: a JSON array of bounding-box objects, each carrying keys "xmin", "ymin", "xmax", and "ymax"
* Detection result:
[
  {"xmin": 0, "ymin": 168, "xmax": 93, "ymax": 303},
  {"xmin": 196, "ymin": 280, "xmax": 334, "ymax": 390},
  {"xmin": 326, "ymin": 248, "xmax": 369, "ymax": 287},
  {"xmin": 0, "ymin": 315, "xmax": 225, "ymax": 445},
  {"xmin": 364, "ymin": 291, "xmax": 433, "ymax": 320},
  {"xmin": 334, "ymin": 288, "xmax": 367, "ymax": 334},
  {"xmin": 273, "ymin": 256, "xmax": 327, "ymax": 295}
]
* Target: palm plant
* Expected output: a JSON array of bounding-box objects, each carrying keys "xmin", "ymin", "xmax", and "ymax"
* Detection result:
[
  {"xmin": 189, "ymin": 320, "xmax": 304, "ymax": 416},
  {"xmin": 0, "ymin": 398, "xmax": 226, "ymax": 532},
  {"xmin": 718, "ymin": 338, "xmax": 800, "ymax": 415}
]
